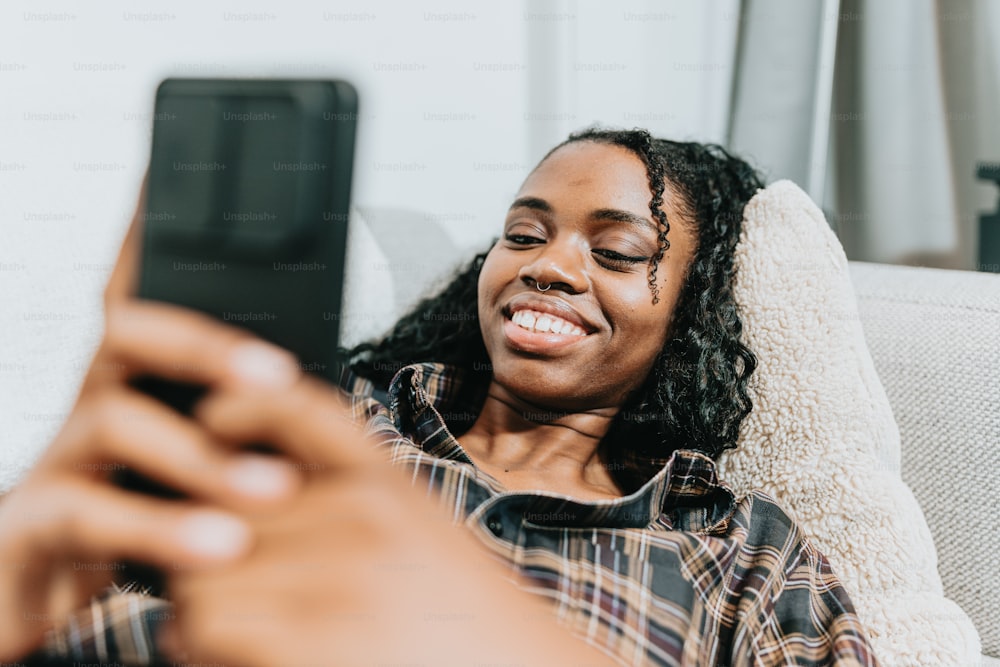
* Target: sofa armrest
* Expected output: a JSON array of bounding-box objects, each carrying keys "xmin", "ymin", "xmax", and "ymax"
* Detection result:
[{"xmin": 850, "ymin": 260, "xmax": 1000, "ymax": 658}]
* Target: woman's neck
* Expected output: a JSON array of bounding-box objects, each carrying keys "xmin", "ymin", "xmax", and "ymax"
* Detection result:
[{"xmin": 457, "ymin": 381, "xmax": 624, "ymax": 500}]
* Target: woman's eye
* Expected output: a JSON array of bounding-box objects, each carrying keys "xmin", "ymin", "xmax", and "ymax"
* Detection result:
[
  {"xmin": 505, "ymin": 233, "xmax": 543, "ymax": 245},
  {"xmin": 593, "ymin": 249, "xmax": 650, "ymax": 270}
]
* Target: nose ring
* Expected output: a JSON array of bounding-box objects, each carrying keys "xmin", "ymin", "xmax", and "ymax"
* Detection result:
[{"xmin": 536, "ymin": 282, "xmax": 551, "ymax": 292}]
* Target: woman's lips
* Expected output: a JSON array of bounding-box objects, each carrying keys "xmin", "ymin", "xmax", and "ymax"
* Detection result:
[
  {"xmin": 502, "ymin": 294, "xmax": 597, "ymax": 334},
  {"xmin": 510, "ymin": 309, "xmax": 587, "ymax": 336},
  {"xmin": 502, "ymin": 313, "xmax": 591, "ymax": 353}
]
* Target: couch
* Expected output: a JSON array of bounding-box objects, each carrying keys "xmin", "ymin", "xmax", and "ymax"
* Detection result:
[{"xmin": 848, "ymin": 260, "xmax": 999, "ymax": 664}]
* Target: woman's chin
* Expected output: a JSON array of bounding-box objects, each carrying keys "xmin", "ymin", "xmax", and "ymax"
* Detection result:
[{"xmin": 489, "ymin": 369, "xmax": 604, "ymax": 415}]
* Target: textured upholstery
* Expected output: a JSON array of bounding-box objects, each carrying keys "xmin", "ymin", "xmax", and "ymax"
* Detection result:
[
  {"xmin": 718, "ymin": 181, "xmax": 979, "ymax": 664},
  {"xmin": 850, "ymin": 260, "xmax": 1000, "ymax": 659}
]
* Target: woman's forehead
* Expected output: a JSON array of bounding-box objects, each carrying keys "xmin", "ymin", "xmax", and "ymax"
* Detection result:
[
  {"xmin": 518, "ymin": 142, "xmax": 654, "ymax": 210},
  {"xmin": 516, "ymin": 141, "xmax": 693, "ymax": 232}
]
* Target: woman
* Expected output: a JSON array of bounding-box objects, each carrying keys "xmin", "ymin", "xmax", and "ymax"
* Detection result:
[{"xmin": 0, "ymin": 129, "xmax": 879, "ymax": 666}]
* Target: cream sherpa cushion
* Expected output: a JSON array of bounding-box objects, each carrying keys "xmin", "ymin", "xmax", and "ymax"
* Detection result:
[{"xmin": 718, "ymin": 181, "xmax": 981, "ymax": 666}]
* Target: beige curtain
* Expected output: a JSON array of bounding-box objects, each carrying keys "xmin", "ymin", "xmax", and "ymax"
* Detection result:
[
  {"xmin": 830, "ymin": 0, "xmax": 959, "ymax": 267},
  {"xmin": 731, "ymin": 0, "xmax": 1000, "ymax": 270}
]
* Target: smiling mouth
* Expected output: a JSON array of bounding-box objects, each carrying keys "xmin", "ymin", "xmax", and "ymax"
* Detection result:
[{"xmin": 510, "ymin": 309, "xmax": 588, "ymax": 336}]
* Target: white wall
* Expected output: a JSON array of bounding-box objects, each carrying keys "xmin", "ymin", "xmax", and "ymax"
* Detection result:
[{"xmin": 0, "ymin": 0, "xmax": 737, "ymax": 489}]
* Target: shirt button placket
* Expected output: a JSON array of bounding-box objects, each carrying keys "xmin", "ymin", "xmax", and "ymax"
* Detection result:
[{"xmin": 486, "ymin": 515, "xmax": 504, "ymax": 538}]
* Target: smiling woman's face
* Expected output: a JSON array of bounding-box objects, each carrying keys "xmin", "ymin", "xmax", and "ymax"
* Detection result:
[{"xmin": 477, "ymin": 141, "xmax": 698, "ymax": 412}]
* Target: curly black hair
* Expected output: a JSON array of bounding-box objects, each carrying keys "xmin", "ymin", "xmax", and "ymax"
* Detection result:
[{"xmin": 346, "ymin": 128, "xmax": 763, "ymax": 492}]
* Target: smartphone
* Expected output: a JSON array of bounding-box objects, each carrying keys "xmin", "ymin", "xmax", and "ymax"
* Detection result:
[
  {"xmin": 117, "ymin": 78, "xmax": 358, "ymax": 593},
  {"xmin": 132, "ymin": 76, "xmax": 358, "ymax": 436},
  {"xmin": 132, "ymin": 78, "xmax": 357, "ymax": 408}
]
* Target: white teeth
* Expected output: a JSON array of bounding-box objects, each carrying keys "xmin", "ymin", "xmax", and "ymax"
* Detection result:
[{"xmin": 509, "ymin": 309, "xmax": 587, "ymax": 336}]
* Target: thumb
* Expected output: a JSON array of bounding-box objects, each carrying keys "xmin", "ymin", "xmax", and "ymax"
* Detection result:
[{"xmin": 104, "ymin": 171, "xmax": 148, "ymax": 309}]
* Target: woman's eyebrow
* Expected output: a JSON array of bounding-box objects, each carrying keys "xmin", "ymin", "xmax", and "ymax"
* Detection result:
[
  {"xmin": 509, "ymin": 199, "xmax": 656, "ymax": 234},
  {"xmin": 590, "ymin": 208, "xmax": 659, "ymax": 235},
  {"xmin": 508, "ymin": 196, "xmax": 551, "ymax": 213}
]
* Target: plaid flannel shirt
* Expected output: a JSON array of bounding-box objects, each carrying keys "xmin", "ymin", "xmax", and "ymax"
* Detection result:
[{"xmin": 33, "ymin": 362, "xmax": 880, "ymax": 666}]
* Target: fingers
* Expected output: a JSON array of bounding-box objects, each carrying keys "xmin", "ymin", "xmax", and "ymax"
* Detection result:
[
  {"xmin": 103, "ymin": 299, "xmax": 301, "ymax": 392},
  {"xmin": 193, "ymin": 375, "xmax": 379, "ymax": 471},
  {"xmin": 54, "ymin": 387, "xmax": 301, "ymax": 508},
  {"xmin": 0, "ymin": 473, "xmax": 252, "ymax": 662},
  {"xmin": 20, "ymin": 477, "xmax": 254, "ymax": 570}
]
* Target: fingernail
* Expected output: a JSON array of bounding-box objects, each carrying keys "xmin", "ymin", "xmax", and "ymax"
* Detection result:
[
  {"xmin": 228, "ymin": 342, "xmax": 299, "ymax": 389},
  {"xmin": 179, "ymin": 511, "xmax": 252, "ymax": 559},
  {"xmin": 226, "ymin": 456, "xmax": 298, "ymax": 499}
]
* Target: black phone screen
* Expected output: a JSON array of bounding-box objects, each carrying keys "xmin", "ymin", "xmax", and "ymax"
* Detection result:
[{"xmin": 139, "ymin": 78, "xmax": 358, "ymax": 390}]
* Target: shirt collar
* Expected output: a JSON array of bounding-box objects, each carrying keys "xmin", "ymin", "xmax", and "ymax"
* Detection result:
[{"xmin": 387, "ymin": 362, "xmax": 736, "ymax": 534}]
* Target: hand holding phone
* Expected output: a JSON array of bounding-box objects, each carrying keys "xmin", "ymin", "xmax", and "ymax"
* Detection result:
[{"xmin": 0, "ymin": 187, "xmax": 309, "ymax": 661}]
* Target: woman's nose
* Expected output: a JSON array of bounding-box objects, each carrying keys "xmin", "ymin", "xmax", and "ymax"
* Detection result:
[{"xmin": 517, "ymin": 239, "xmax": 589, "ymax": 294}]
